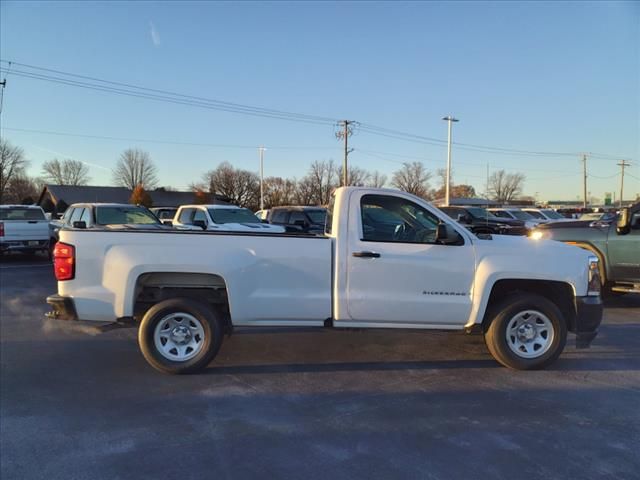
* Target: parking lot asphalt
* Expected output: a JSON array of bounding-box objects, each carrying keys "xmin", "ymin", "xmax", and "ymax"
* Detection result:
[{"xmin": 1, "ymin": 253, "xmax": 639, "ymax": 480}]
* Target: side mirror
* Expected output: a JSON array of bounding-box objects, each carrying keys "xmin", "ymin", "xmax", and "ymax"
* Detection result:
[
  {"xmin": 293, "ymin": 219, "xmax": 307, "ymax": 228},
  {"xmin": 162, "ymin": 220, "xmax": 173, "ymax": 226},
  {"xmin": 193, "ymin": 220, "xmax": 207, "ymax": 230},
  {"xmin": 436, "ymin": 223, "xmax": 463, "ymax": 245},
  {"xmin": 457, "ymin": 214, "xmax": 470, "ymax": 223},
  {"xmin": 616, "ymin": 208, "xmax": 630, "ymax": 235},
  {"xmin": 72, "ymin": 221, "xmax": 87, "ymax": 229}
]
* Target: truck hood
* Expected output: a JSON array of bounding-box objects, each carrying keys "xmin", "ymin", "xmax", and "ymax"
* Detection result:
[{"xmin": 206, "ymin": 222, "xmax": 285, "ymax": 233}]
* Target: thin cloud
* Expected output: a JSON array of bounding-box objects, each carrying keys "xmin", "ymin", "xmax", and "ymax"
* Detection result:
[{"xmin": 149, "ymin": 21, "xmax": 161, "ymax": 47}]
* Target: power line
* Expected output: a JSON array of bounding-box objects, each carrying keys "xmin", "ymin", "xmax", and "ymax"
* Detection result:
[
  {"xmin": 1, "ymin": 126, "xmax": 340, "ymax": 150},
  {"xmin": 0, "ymin": 60, "xmax": 337, "ymax": 124},
  {"xmin": 0, "ymin": 59, "xmax": 635, "ymax": 163}
]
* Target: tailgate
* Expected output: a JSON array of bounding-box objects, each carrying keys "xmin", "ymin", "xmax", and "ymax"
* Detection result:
[{"xmin": 3, "ymin": 220, "xmax": 50, "ymax": 241}]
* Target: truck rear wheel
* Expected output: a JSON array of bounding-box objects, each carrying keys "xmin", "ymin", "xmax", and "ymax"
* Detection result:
[
  {"xmin": 138, "ymin": 298, "xmax": 223, "ymax": 374},
  {"xmin": 484, "ymin": 293, "xmax": 567, "ymax": 370}
]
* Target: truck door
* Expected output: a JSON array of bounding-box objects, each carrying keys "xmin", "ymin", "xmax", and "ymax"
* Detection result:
[
  {"xmin": 344, "ymin": 192, "xmax": 475, "ymax": 327},
  {"xmin": 607, "ymin": 211, "xmax": 640, "ymax": 283}
]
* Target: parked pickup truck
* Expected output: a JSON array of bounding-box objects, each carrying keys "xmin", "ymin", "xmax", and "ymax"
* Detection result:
[
  {"xmin": 0, "ymin": 205, "xmax": 51, "ymax": 257},
  {"xmin": 531, "ymin": 202, "xmax": 640, "ymax": 295},
  {"xmin": 173, "ymin": 204, "xmax": 285, "ymax": 233},
  {"xmin": 47, "ymin": 187, "xmax": 603, "ymax": 374}
]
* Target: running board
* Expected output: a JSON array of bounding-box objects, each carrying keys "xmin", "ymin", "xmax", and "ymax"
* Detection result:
[{"xmin": 611, "ymin": 284, "xmax": 640, "ymax": 294}]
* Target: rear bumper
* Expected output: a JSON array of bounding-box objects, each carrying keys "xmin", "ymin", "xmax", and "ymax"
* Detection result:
[
  {"xmin": 46, "ymin": 294, "xmax": 78, "ymax": 321},
  {"xmin": 1, "ymin": 239, "xmax": 49, "ymax": 252},
  {"xmin": 45, "ymin": 294, "xmax": 135, "ymax": 332},
  {"xmin": 572, "ymin": 296, "xmax": 603, "ymax": 348}
]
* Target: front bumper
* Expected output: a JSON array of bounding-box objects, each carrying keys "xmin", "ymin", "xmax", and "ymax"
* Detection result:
[
  {"xmin": 572, "ymin": 296, "xmax": 603, "ymax": 348},
  {"xmin": 46, "ymin": 294, "xmax": 78, "ymax": 321}
]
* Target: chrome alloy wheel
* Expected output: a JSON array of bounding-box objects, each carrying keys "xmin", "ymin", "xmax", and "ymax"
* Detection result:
[
  {"xmin": 153, "ymin": 312, "xmax": 205, "ymax": 361},
  {"xmin": 506, "ymin": 310, "xmax": 555, "ymax": 359}
]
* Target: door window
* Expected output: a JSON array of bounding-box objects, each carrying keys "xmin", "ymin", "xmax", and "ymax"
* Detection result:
[
  {"xmin": 79, "ymin": 208, "xmax": 91, "ymax": 225},
  {"xmin": 70, "ymin": 208, "xmax": 84, "ymax": 224},
  {"xmin": 289, "ymin": 211, "xmax": 307, "ymax": 225},
  {"xmin": 271, "ymin": 210, "xmax": 289, "ymax": 223},
  {"xmin": 360, "ymin": 194, "xmax": 441, "ymax": 244},
  {"xmin": 193, "ymin": 209, "xmax": 207, "ymax": 224},
  {"xmin": 178, "ymin": 208, "xmax": 194, "ymax": 224}
]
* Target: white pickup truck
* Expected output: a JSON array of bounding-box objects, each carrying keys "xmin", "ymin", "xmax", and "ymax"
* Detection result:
[
  {"xmin": 47, "ymin": 187, "xmax": 603, "ymax": 374},
  {"xmin": 172, "ymin": 204, "xmax": 285, "ymax": 233},
  {"xmin": 0, "ymin": 205, "xmax": 51, "ymax": 257}
]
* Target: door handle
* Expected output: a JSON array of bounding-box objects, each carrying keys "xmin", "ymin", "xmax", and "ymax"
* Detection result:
[{"xmin": 352, "ymin": 251, "xmax": 381, "ymax": 258}]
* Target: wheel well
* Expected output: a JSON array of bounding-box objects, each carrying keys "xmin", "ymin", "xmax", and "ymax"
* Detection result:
[
  {"xmin": 563, "ymin": 242, "xmax": 607, "ymax": 284},
  {"xmin": 133, "ymin": 272, "xmax": 231, "ymax": 330},
  {"xmin": 483, "ymin": 279, "xmax": 576, "ymax": 331}
]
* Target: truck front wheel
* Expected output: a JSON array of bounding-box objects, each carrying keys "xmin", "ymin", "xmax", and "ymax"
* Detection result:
[
  {"xmin": 484, "ymin": 293, "xmax": 567, "ymax": 370},
  {"xmin": 138, "ymin": 298, "xmax": 223, "ymax": 374}
]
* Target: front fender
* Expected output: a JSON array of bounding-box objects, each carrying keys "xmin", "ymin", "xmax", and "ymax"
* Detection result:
[{"xmin": 467, "ymin": 239, "xmax": 591, "ymax": 327}]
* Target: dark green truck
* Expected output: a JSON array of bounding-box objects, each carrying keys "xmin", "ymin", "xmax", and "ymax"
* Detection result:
[{"xmin": 532, "ymin": 202, "xmax": 640, "ymax": 295}]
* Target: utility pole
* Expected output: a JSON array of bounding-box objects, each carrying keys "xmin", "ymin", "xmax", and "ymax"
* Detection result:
[
  {"xmin": 617, "ymin": 160, "xmax": 631, "ymax": 207},
  {"xmin": 336, "ymin": 120, "xmax": 356, "ymax": 186},
  {"xmin": 442, "ymin": 116, "xmax": 459, "ymax": 206},
  {"xmin": 258, "ymin": 146, "xmax": 266, "ymax": 211},
  {"xmin": 582, "ymin": 154, "xmax": 588, "ymax": 209}
]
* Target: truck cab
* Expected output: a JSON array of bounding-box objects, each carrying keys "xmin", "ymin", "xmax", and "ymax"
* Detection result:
[{"xmin": 173, "ymin": 204, "xmax": 285, "ymax": 233}]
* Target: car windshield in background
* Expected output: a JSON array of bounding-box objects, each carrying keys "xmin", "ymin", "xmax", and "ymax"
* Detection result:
[
  {"xmin": 0, "ymin": 208, "xmax": 46, "ymax": 220},
  {"xmin": 306, "ymin": 210, "xmax": 327, "ymax": 225},
  {"xmin": 208, "ymin": 208, "xmax": 260, "ymax": 224},
  {"xmin": 509, "ymin": 210, "xmax": 536, "ymax": 221},
  {"xmin": 95, "ymin": 207, "xmax": 160, "ymax": 225},
  {"xmin": 542, "ymin": 209, "xmax": 564, "ymax": 219},
  {"xmin": 466, "ymin": 207, "xmax": 497, "ymax": 219}
]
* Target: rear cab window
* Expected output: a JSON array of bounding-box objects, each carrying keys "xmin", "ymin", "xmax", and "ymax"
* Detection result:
[{"xmin": 0, "ymin": 207, "xmax": 46, "ymax": 221}]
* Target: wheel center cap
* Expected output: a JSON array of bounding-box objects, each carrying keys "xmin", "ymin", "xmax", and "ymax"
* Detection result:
[
  {"xmin": 518, "ymin": 323, "xmax": 536, "ymax": 341},
  {"xmin": 171, "ymin": 325, "xmax": 191, "ymax": 344}
]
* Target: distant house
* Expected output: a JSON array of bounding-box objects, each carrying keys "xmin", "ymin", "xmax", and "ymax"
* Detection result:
[{"xmin": 37, "ymin": 185, "xmax": 229, "ymax": 214}]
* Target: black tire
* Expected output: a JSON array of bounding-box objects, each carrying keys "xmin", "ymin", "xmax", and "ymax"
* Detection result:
[
  {"xmin": 484, "ymin": 293, "xmax": 567, "ymax": 370},
  {"xmin": 138, "ymin": 298, "xmax": 223, "ymax": 374}
]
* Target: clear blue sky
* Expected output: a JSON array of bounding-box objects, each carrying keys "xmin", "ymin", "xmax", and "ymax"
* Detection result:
[{"xmin": 1, "ymin": 0, "xmax": 638, "ymax": 201}]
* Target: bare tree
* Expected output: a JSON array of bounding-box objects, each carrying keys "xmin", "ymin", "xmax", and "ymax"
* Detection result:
[
  {"xmin": 300, "ymin": 160, "xmax": 338, "ymax": 205},
  {"xmin": 42, "ymin": 158, "xmax": 90, "ymax": 186},
  {"xmin": 337, "ymin": 165, "xmax": 371, "ymax": 187},
  {"xmin": 0, "ymin": 139, "xmax": 28, "ymax": 203},
  {"xmin": 203, "ymin": 162, "xmax": 260, "ymax": 209},
  {"xmin": 4, "ymin": 174, "xmax": 39, "ymax": 204},
  {"xmin": 367, "ymin": 171, "xmax": 387, "ymax": 188},
  {"xmin": 295, "ymin": 176, "xmax": 316, "ymax": 205},
  {"xmin": 263, "ymin": 177, "xmax": 297, "ymax": 207},
  {"xmin": 391, "ymin": 161, "xmax": 432, "ymax": 199},
  {"xmin": 487, "ymin": 170, "xmax": 526, "ymax": 203},
  {"xmin": 112, "ymin": 149, "xmax": 158, "ymax": 190}
]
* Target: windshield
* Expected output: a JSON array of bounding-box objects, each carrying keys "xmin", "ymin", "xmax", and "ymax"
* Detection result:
[
  {"xmin": 306, "ymin": 209, "xmax": 327, "ymax": 225},
  {"xmin": 509, "ymin": 210, "xmax": 536, "ymax": 221},
  {"xmin": 95, "ymin": 206, "xmax": 160, "ymax": 225},
  {"xmin": 466, "ymin": 207, "xmax": 498, "ymax": 220},
  {"xmin": 525, "ymin": 210, "xmax": 545, "ymax": 219},
  {"xmin": 0, "ymin": 208, "xmax": 46, "ymax": 220},
  {"xmin": 542, "ymin": 209, "xmax": 564, "ymax": 219},
  {"xmin": 208, "ymin": 208, "xmax": 261, "ymax": 224}
]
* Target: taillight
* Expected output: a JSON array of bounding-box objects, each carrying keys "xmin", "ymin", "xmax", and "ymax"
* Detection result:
[
  {"xmin": 0, "ymin": 222, "xmax": 4, "ymax": 237},
  {"xmin": 53, "ymin": 242, "xmax": 75, "ymax": 281}
]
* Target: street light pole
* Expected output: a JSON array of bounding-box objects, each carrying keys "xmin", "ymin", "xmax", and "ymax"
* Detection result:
[
  {"xmin": 442, "ymin": 116, "xmax": 459, "ymax": 206},
  {"xmin": 259, "ymin": 146, "xmax": 266, "ymax": 211}
]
